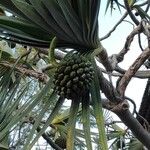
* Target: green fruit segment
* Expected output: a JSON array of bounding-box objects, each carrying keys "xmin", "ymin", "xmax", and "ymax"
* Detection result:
[{"xmin": 54, "ymin": 52, "xmax": 94, "ymax": 99}]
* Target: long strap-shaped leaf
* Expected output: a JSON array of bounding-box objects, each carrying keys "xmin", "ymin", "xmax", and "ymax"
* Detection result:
[
  {"xmin": 82, "ymin": 92, "xmax": 93, "ymax": 150},
  {"xmin": 0, "ymin": 36, "xmax": 49, "ymax": 48},
  {"xmin": 0, "ymin": 16, "xmax": 52, "ymax": 47},
  {"xmin": 29, "ymin": 0, "xmax": 75, "ymax": 42},
  {"xmin": 0, "ymin": 76, "xmax": 20, "ymax": 125},
  {"xmin": 76, "ymin": 0, "xmax": 89, "ymax": 46},
  {"xmin": 0, "ymin": 16, "xmax": 51, "ymax": 41},
  {"xmin": 0, "ymin": 0, "xmax": 100, "ymax": 50},
  {"xmin": 11, "ymin": 0, "xmax": 54, "ymax": 33},
  {"xmin": 67, "ymin": 98, "xmax": 80, "ymax": 150},
  {"xmin": 90, "ymin": 56, "xmax": 108, "ymax": 150},
  {"xmin": 23, "ymin": 92, "xmax": 57, "ymax": 149},
  {"xmin": 56, "ymin": 0, "xmax": 83, "ymax": 43},
  {"xmin": 73, "ymin": 0, "xmax": 100, "ymax": 48},
  {"xmin": 1, "ymin": 0, "xmax": 74, "ymax": 45},
  {"xmin": 0, "ymin": 25, "xmax": 50, "ymax": 45},
  {"xmin": 0, "ymin": 0, "xmax": 29, "ymax": 19},
  {"xmin": 0, "ymin": 83, "xmax": 29, "ymax": 131},
  {"xmin": 11, "ymin": 0, "xmax": 81, "ymax": 43},
  {"xmin": 26, "ymin": 97, "xmax": 65, "ymax": 150},
  {"xmin": 0, "ymin": 77, "xmax": 54, "ymax": 140},
  {"xmin": 2, "ymin": 80, "xmax": 21, "ymax": 116},
  {"xmin": 42, "ymin": 0, "xmax": 79, "ymax": 43},
  {"xmin": 89, "ymin": 0, "xmax": 100, "ymax": 47}
]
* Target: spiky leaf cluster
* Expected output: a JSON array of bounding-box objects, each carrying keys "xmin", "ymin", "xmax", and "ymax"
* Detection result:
[
  {"xmin": 54, "ymin": 52, "xmax": 94, "ymax": 99},
  {"xmin": 0, "ymin": 0, "xmax": 100, "ymax": 51}
]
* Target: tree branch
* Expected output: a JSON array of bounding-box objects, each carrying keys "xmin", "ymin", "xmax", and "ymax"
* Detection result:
[
  {"xmin": 101, "ymin": 66, "xmax": 150, "ymax": 79},
  {"xmin": 97, "ymin": 65, "xmax": 150, "ymax": 149},
  {"xmin": 96, "ymin": 44, "xmax": 113, "ymax": 72},
  {"xmin": 117, "ymin": 24, "xmax": 142, "ymax": 63},
  {"xmin": 98, "ymin": 67, "xmax": 121, "ymax": 103},
  {"xmin": 0, "ymin": 62, "xmax": 49, "ymax": 83},
  {"xmin": 117, "ymin": 47, "xmax": 150, "ymax": 97}
]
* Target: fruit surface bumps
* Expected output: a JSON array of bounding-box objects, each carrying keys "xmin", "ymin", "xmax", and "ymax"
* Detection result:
[{"xmin": 54, "ymin": 52, "xmax": 94, "ymax": 99}]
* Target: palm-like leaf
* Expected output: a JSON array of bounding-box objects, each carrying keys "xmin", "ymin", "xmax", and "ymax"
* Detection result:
[
  {"xmin": 0, "ymin": 0, "xmax": 100, "ymax": 51},
  {"xmin": 0, "ymin": 1, "xmax": 111, "ymax": 150},
  {"xmin": 0, "ymin": 64, "xmax": 63, "ymax": 148},
  {"xmin": 0, "ymin": 16, "xmax": 51, "ymax": 47}
]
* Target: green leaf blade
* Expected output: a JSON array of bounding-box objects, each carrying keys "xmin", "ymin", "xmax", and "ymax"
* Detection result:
[
  {"xmin": 82, "ymin": 92, "xmax": 93, "ymax": 150},
  {"xmin": 90, "ymin": 57, "xmax": 108, "ymax": 150}
]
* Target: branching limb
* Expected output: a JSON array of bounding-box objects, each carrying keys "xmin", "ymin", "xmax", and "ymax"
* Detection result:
[
  {"xmin": 96, "ymin": 23, "xmax": 142, "ymax": 74},
  {"xmin": 97, "ymin": 66, "xmax": 150, "ymax": 149},
  {"xmin": 97, "ymin": 67, "xmax": 121, "ymax": 102},
  {"xmin": 102, "ymin": 96, "xmax": 150, "ymax": 149},
  {"xmin": 36, "ymin": 48, "xmax": 66, "ymax": 60},
  {"xmin": 96, "ymin": 44, "xmax": 113, "ymax": 72},
  {"xmin": 101, "ymin": 66, "xmax": 150, "ymax": 78},
  {"xmin": 117, "ymin": 47, "xmax": 150, "ymax": 97},
  {"xmin": 0, "ymin": 61, "xmax": 49, "ymax": 83},
  {"xmin": 141, "ymin": 20, "xmax": 150, "ymax": 47},
  {"xmin": 117, "ymin": 24, "xmax": 142, "ymax": 63}
]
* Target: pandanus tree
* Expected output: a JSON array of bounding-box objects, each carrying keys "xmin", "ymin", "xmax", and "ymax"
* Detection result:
[
  {"xmin": 0, "ymin": 0, "xmax": 150, "ymax": 150},
  {"xmin": 0, "ymin": 1, "xmax": 107, "ymax": 150}
]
